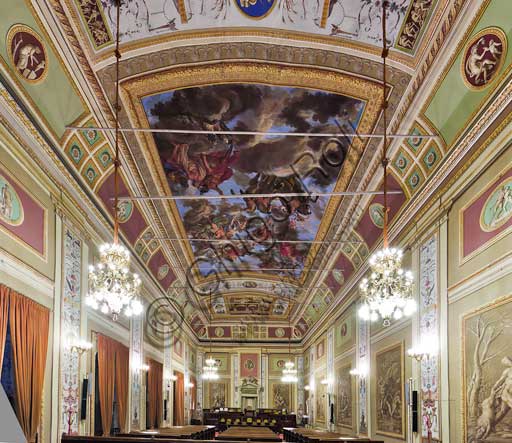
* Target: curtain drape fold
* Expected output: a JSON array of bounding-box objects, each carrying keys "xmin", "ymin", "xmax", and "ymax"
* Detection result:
[
  {"xmin": 147, "ymin": 359, "xmax": 163, "ymax": 429},
  {"xmin": 97, "ymin": 334, "xmax": 116, "ymax": 436},
  {"xmin": 0, "ymin": 284, "xmax": 10, "ymax": 369},
  {"xmin": 114, "ymin": 342, "xmax": 129, "ymax": 433},
  {"xmin": 174, "ymin": 371, "xmax": 185, "ymax": 426},
  {"xmin": 9, "ymin": 289, "xmax": 50, "ymax": 443}
]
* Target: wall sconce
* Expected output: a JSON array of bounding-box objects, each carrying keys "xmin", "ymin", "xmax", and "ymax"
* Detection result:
[
  {"xmin": 304, "ymin": 385, "xmax": 310, "ymax": 391},
  {"xmin": 320, "ymin": 377, "xmax": 332, "ymax": 386},
  {"xmin": 407, "ymin": 341, "xmax": 438, "ymax": 361},
  {"xmin": 185, "ymin": 381, "xmax": 194, "ymax": 388},
  {"xmin": 69, "ymin": 339, "xmax": 92, "ymax": 355},
  {"xmin": 140, "ymin": 363, "xmax": 150, "ymax": 372},
  {"xmin": 349, "ymin": 364, "xmax": 368, "ymax": 377}
]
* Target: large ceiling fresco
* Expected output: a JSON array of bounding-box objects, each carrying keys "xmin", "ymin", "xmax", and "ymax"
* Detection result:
[{"xmin": 141, "ymin": 84, "xmax": 365, "ymax": 279}]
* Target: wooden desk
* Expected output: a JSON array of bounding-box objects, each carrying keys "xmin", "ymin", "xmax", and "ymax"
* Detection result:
[{"xmin": 217, "ymin": 426, "xmax": 281, "ymax": 442}]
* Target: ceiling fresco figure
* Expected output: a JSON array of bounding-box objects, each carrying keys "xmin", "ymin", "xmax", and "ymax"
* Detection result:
[
  {"xmin": 101, "ymin": 0, "xmax": 181, "ymax": 39},
  {"xmin": 142, "ymin": 84, "xmax": 364, "ymax": 278}
]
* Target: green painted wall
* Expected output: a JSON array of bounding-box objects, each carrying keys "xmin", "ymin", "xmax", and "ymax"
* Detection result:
[
  {"xmin": 0, "ymin": 0, "xmax": 86, "ymax": 138},
  {"xmin": 425, "ymin": 0, "xmax": 512, "ymax": 146}
]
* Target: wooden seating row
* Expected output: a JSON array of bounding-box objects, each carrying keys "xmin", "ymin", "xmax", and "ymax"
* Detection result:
[
  {"xmin": 62, "ymin": 437, "xmax": 274, "ymax": 443},
  {"xmin": 118, "ymin": 425, "xmax": 216, "ymax": 440},
  {"xmin": 282, "ymin": 428, "xmax": 383, "ymax": 443},
  {"xmin": 216, "ymin": 426, "xmax": 280, "ymax": 442}
]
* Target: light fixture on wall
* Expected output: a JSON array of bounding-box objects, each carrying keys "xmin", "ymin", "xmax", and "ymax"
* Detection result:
[
  {"xmin": 86, "ymin": 0, "xmax": 143, "ymax": 321},
  {"xmin": 358, "ymin": 0, "xmax": 416, "ymax": 327},
  {"xmin": 407, "ymin": 339, "xmax": 438, "ymax": 361},
  {"xmin": 140, "ymin": 363, "xmax": 150, "ymax": 372},
  {"xmin": 349, "ymin": 364, "xmax": 368, "ymax": 378},
  {"xmin": 69, "ymin": 339, "xmax": 93, "ymax": 356},
  {"xmin": 202, "ymin": 290, "xmax": 220, "ymax": 381}
]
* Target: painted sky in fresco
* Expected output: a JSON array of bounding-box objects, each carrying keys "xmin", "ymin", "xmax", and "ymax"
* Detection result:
[{"xmin": 142, "ymin": 84, "xmax": 364, "ymax": 278}]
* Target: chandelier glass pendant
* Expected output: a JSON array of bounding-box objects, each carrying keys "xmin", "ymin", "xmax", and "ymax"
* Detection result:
[
  {"xmin": 281, "ymin": 360, "xmax": 298, "ymax": 383},
  {"xmin": 358, "ymin": 1, "xmax": 416, "ymax": 327},
  {"xmin": 202, "ymin": 356, "xmax": 220, "ymax": 381},
  {"xmin": 86, "ymin": 1, "xmax": 143, "ymax": 321},
  {"xmin": 281, "ymin": 295, "xmax": 298, "ymax": 383},
  {"xmin": 202, "ymin": 291, "xmax": 220, "ymax": 380}
]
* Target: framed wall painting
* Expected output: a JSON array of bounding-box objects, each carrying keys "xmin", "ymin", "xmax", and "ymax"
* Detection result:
[
  {"xmin": 335, "ymin": 363, "xmax": 353, "ymax": 429},
  {"xmin": 375, "ymin": 342, "xmax": 405, "ymax": 439},
  {"xmin": 269, "ymin": 382, "xmax": 292, "ymax": 411},
  {"xmin": 315, "ymin": 374, "xmax": 327, "ymax": 424},
  {"xmin": 208, "ymin": 381, "xmax": 227, "ymax": 409},
  {"xmin": 462, "ymin": 295, "xmax": 512, "ymax": 442}
]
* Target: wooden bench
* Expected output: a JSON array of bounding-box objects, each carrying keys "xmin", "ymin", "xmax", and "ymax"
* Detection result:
[
  {"xmin": 282, "ymin": 428, "xmax": 382, "ymax": 443},
  {"xmin": 62, "ymin": 436, "xmax": 274, "ymax": 443},
  {"xmin": 119, "ymin": 426, "xmax": 216, "ymax": 440},
  {"xmin": 216, "ymin": 426, "xmax": 281, "ymax": 442}
]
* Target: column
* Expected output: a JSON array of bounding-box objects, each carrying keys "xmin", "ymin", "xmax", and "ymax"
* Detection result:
[
  {"xmin": 163, "ymin": 330, "xmax": 173, "ymax": 426},
  {"xmin": 197, "ymin": 352, "xmax": 204, "ymax": 410},
  {"xmin": 297, "ymin": 356, "xmax": 304, "ymax": 415},
  {"xmin": 130, "ymin": 316, "xmax": 144, "ymax": 431},
  {"xmin": 50, "ymin": 211, "xmax": 63, "ymax": 443},
  {"xmin": 327, "ymin": 328, "xmax": 334, "ymax": 430},
  {"xmin": 309, "ymin": 346, "xmax": 315, "ymax": 424},
  {"xmin": 356, "ymin": 307, "xmax": 369, "ymax": 436},
  {"xmin": 59, "ymin": 224, "xmax": 83, "ymax": 435},
  {"xmin": 233, "ymin": 354, "xmax": 240, "ymax": 407},
  {"xmin": 439, "ymin": 215, "xmax": 450, "ymax": 442},
  {"xmin": 419, "ymin": 233, "xmax": 441, "ymax": 441},
  {"xmin": 260, "ymin": 354, "xmax": 267, "ymax": 408}
]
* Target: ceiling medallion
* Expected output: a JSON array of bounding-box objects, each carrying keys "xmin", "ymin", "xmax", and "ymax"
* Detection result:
[
  {"xmin": 7, "ymin": 25, "xmax": 48, "ymax": 84},
  {"xmin": 86, "ymin": 1, "xmax": 143, "ymax": 321},
  {"xmin": 358, "ymin": 0, "xmax": 416, "ymax": 327},
  {"xmin": 462, "ymin": 27, "xmax": 507, "ymax": 91}
]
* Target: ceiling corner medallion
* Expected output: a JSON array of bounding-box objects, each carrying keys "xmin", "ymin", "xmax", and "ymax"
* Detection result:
[
  {"xmin": 6, "ymin": 24, "xmax": 48, "ymax": 83},
  {"xmin": 461, "ymin": 27, "xmax": 507, "ymax": 91}
]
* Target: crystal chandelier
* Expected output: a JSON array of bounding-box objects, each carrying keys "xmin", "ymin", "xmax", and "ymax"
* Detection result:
[
  {"xmin": 202, "ymin": 357, "xmax": 220, "ymax": 380},
  {"xmin": 281, "ymin": 297, "xmax": 297, "ymax": 383},
  {"xmin": 203, "ymin": 291, "xmax": 220, "ymax": 381},
  {"xmin": 281, "ymin": 360, "xmax": 298, "ymax": 383},
  {"xmin": 358, "ymin": 0, "xmax": 416, "ymax": 327},
  {"xmin": 86, "ymin": 2, "xmax": 143, "ymax": 321}
]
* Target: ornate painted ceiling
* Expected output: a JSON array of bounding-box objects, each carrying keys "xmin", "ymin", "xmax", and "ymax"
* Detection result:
[{"xmin": 1, "ymin": 0, "xmax": 510, "ymax": 343}]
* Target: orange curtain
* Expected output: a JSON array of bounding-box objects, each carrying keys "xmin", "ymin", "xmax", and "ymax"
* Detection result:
[
  {"xmin": 9, "ymin": 289, "xmax": 50, "ymax": 443},
  {"xmin": 114, "ymin": 342, "xmax": 129, "ymax": 433},
  {"xmin": 0, "ymin": 284, "xmax": 10, "ymax": 368},
  {"xmin": 174, "ymin": 371, "xmax": 185, "ymax": 426},
  {"xmin": 147, "ymin": 359, "xmax": 163, "ymax": 429},
  {"xmin": 97, "ymin": 334, "xmax": 116, "ymax": 436}
]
